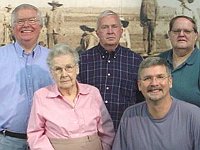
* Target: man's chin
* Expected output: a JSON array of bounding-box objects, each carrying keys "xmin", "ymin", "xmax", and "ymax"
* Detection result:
[
  {"xmin": 105, "ymin": 42, "xmax": 118, "ymax": 46},
  {"xmin": 147, "ymin": 95, "xmax": 162, "ymax": 102}
]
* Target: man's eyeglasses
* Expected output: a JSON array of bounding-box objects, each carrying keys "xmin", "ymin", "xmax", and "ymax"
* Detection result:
[
  {"xmin": 15, "ymin": 17, "xmax": 39, "ymax": 26},
  {"xmin": 171, "ymin": 29, "xmax": 194, "ymax": 35},
  {"xmin": 52, "ymin": 64, "xmax": 77, "ymax": 74},
  {"xmin": 140, "ymin": 75, "xmax": 169, "ymax": 83}
]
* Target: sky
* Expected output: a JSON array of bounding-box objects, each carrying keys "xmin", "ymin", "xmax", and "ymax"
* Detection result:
[{"xmin": 0, "ymin": 0, "xmax": 199, "ymax": 8}]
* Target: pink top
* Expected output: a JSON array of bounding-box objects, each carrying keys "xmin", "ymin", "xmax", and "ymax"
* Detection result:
[{"xmin": 27, "ymin": 82, "xmax": 115, "ymax": 150}]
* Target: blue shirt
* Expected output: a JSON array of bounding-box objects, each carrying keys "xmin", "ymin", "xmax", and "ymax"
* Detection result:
[
  {"xmin": 0, "ymin": 42, "xmax": 53, "ymax": 133},
  {"xmin": 78, "ymin": 44, "xmax": 143, "ymax": 130},
  {"xmin": 160, "ymin": 48, "xmax": 200, "ymax": 107}
]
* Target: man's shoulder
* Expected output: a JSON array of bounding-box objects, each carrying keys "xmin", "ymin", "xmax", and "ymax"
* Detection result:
[
  {"xmin": 175, "ymin": 99, "xmax": 200, "ymax": 126},
  {"xmin": 121, "ymin": 47, "xmax": 143, "ymax": 59},
  {"xmin": 78, "ymin": 82, "xmax": 100, "ymax": 93},
  {"xmin": 174, "ymin": 98, "xmax": 200, "ymax": 115},
  {"xmin": 193, "ymin": 47, "xmax": 200, "ymax": 55},
  {"xmin": 39, "ymin": 46, "xmax": 50, "ymax": 53},
  {"xmin": 0, "ymin": 43, "xmax": 14, "ymax": 56},
  {"xmin": 159, "ymin": 49, "xmax": 172, "ymax": 58},
  {"xmin": 123, "ymin": 101, "xmax": 146, "ymax": 117},
  {"xmin": 79, "ymin": 46, "xmax": 99, "ymax": 58},
  {"xmin": 0, "ymin": 43, "xmax": 13, "ymax": 50}
]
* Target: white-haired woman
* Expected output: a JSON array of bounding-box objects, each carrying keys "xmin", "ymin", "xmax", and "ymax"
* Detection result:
[{"xmin": 27, "ymin": 44, "xmax": 115, "ymax": 150}]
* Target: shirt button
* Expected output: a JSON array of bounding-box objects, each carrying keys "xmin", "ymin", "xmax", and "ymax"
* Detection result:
[
  {"xmin": 108, "ymin": 60, "xmax": 110, "ymax": 63},
  {"xmin": 102, "ymin": 56, "xmax": 105, "ymax": 59},
  {"xmin": 105, "ymin": 100, "xmax": 108, "ymax": 103},
  {"xmin": 106, "ymin": 87, "xmax": 109, "ymax": 90},
  {"xmin": 107, "ymin": 73, "xmax": 110, "ymax": 76}
]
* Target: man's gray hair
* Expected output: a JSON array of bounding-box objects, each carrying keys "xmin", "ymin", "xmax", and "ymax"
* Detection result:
[
  {"xmin": 11, "ymin": 4, "xmax": 43, "ymax": 27},
  {"xmin": 47, "ymin": 43, "xmax": 79, "ymax": 68},
  {"xmin": 96, "ymin": 10, "xmax": 122, "ymax": 29},
  {"xmin": 138, "ymin": 57, "xmax": 171, "ymax": 79}
]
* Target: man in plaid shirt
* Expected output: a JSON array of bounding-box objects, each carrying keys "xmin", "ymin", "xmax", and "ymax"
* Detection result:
[{"xmin": 78, "ymin": 10, "xmax": 144, "ymax": 130}]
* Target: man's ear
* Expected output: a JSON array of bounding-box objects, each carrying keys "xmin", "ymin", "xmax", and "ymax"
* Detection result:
[
  {"xmin": 76, "ymin": 65, "xmax": 79, "ymax": 75},
  {"xmin": 169, "ymin": 76, "xmax": 173, "ymax": 89},
  {"xmin": 138, "ymin": 80, "xmax": 142, "ymax": 91},
  {"xmin": 96, "ymin": 30, "xmax": 99, "ymax": 38}
]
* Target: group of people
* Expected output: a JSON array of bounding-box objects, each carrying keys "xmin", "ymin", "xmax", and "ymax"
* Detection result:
[{"xmin": 0, "ymin": 3, "xmax": 200, "ymax": 150}]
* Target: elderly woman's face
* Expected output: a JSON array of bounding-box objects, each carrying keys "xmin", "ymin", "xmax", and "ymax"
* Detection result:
[{"xmin": 51, "ymin": 54, "xmax": 79, "ymax": 94}]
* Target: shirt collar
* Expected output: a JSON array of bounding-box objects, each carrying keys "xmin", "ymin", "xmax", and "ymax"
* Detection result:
[
  {"xmin": 47, "ymin": 82, "xmax": 90, "ymax": 99},
  {"xmin": 78, "ymin": 82, "xmax": 90, "ymax": 95},
  {"xmin": 166, "ymin": 47, "xmax": 199, "ymax": 66},
  {"xmin": 14, "ymin": 42, "xmax": 40, "ymax": 58},
  {"xmin": 47, "ymin": 84, "xmax": 60, "ymax": 98},
  {"xmin": 97, "ymin": 44, "xmax": 121, "ymax": 59}
]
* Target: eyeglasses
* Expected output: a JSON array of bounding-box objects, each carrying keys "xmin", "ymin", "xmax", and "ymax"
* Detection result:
[
  {"xmin": 100, "ymin": 24, "xmax": 120, "ymax": 30},
  {"xmin": 140, "ymin": 75, "xmax": 169, "ymax": 83},
  {"xmin": 171, "ymin": 29, "xmax": 194, "ymax": 35},
  {"xmin": 15, "ymin": 17, "xmax": 39, "ymax": 26},
  {"xmin": 52, "ymin": 64, "xmax": 77, "ymax": 74}
]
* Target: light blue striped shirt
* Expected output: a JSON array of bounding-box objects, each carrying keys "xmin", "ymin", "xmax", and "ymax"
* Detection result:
[{"xmin": 0, "ymin": 42, "xmax": 53, "ymax": 133}]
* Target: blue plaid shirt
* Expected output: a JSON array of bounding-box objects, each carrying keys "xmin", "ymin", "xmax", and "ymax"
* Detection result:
[{"xmin": 78, "ymin": 44, "xmax": 144, "ymax": 130}]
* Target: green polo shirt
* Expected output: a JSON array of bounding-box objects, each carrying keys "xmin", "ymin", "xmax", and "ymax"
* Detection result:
[{"xmin": 160, "ymin": 48, "xmax": 200, "ymax": 107}]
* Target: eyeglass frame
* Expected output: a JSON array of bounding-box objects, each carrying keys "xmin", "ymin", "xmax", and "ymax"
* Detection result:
[
  {"xmin": 14, "ymin": 17, "xmax": 39, "ymax": 26},
  {"xmin": 139, "ymin": 74, "xmax": 170, "ymax": 83},
  {"xmin": 170, "ymin": 29, "xmax": 195, "ymax": 35},
  {"xmin": 51, "ymin": 64, "xmax": 77, "ymax": 74}
]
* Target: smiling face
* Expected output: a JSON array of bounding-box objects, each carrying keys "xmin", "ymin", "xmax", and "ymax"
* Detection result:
[
  {"xmin": 96, "ymin": 14, "xmax": 123, "ymax": 51},
  {"xmin": 138, "ymin": 65, "xmax": 172, "ymax": 103},
  {"xmin": 12, "ymin": 8, "xmax": 42, "ymax": 48},
  {"xmin": 168, "ymin": 17, "xmax": 198, "ymax": 53}
]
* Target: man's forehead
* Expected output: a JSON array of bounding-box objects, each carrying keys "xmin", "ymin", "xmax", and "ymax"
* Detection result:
[
  {"xmin": 141, "ymin": 65, "xmax": 167, "ymax": 74},
  {"xmin": 173, "ymin": 18, "xmax": 193, "ymax": 26}
]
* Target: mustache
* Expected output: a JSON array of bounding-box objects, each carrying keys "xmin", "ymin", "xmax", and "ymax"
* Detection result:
[{"xmin": 147, "ymin": 86, "xmax": 162, "ymax": 92}]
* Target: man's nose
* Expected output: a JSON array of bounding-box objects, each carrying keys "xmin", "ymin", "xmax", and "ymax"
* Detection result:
[
  {"xmin": 23, "ymin": 20, "xmax": 30, "ymax": 26},
  {"xmin": 179, "ymin": 30, "xmax": 185, "ymax": 36},
  {"xmin": 149, "ymin": 77, "xmax": 159, "ymax": 85},
  {"xmin": 107, "ymin": 27, "xmax": 114, "ymax": 33}
]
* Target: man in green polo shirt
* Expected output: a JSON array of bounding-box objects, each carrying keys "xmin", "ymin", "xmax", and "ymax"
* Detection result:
[{"xmin": 160, "ymin": 15, "xmax": 200, "ymax": 107}]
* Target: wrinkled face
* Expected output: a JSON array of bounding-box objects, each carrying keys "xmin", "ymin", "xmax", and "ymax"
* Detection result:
[
  {"xmin": 12, "ymin": 8, "xmax": 42, "ymax": 46},
  {"xmin": 138, "ymin": 65, "xmax": 172, "ymax": 102},
  {"xmin": 96, "ymin": 15, "xmax": 123, "ymax": 48},
  {"xmin": 51, "ymin": 54, "xmax": 79, "ymax": 93},
  {"xmin": 168, "ymin": 18, "xmax": 198, "ymax": 51}
]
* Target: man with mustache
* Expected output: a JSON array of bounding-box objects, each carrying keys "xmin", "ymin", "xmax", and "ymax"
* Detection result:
[
  {"xmin": 78, "ymin": 10, "xmax": 144, "ymax": 131},
  {"xmin": 112, "ymin": 57, "xmax": 200, "ymax": 150},
  {"xmin": 159, "ymin": 15, "xmax": 200, "ymax": 107}
]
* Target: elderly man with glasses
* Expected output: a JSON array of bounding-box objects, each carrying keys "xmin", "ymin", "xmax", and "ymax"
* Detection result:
[
  {"xmin": 0, "ymin": 4, "xmax": 53, "ymax": 150},
  {"xmin": 159, "ymin": 15, "xmax": 200, "ymax": 107}
]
